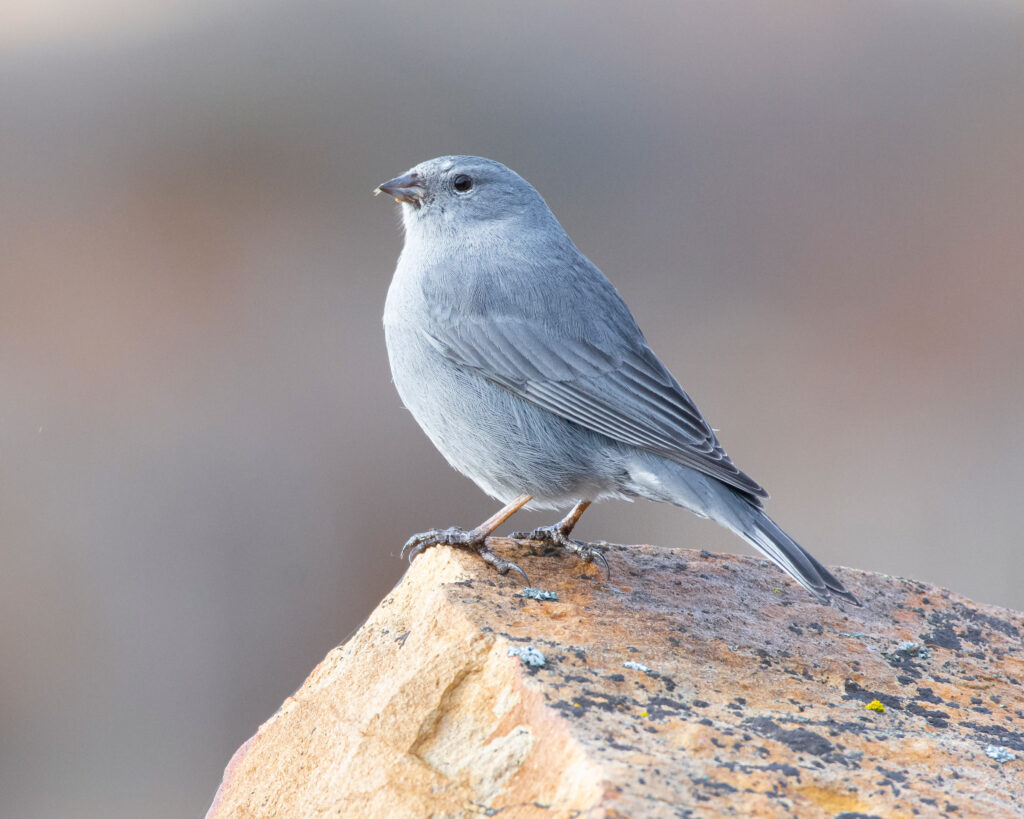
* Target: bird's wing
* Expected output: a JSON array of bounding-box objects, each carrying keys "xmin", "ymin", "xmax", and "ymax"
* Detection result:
[{"xmin": 421, "ymin": 315, "xmax": 767, "ymax": 503}]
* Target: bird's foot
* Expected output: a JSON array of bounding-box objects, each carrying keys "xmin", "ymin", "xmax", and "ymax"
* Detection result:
[
  {"xmin": 401, "ymin": 528, "xmax": 529, "ymax": 584},
  {"xmin": 510, "ymin": 524, "xmax": 610, "ymax": 578},
  {"xmin": 401, "ymin": 527, "xmax": 478, "ymax": 561}
]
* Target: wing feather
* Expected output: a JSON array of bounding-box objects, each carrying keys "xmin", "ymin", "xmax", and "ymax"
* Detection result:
[{"xmin": 422, "ymin": 316, "xmax": 767, "ymax": 503}]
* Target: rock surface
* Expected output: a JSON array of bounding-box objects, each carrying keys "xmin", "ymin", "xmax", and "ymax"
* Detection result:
[{"xmin": 208, "ymin": 541, "xmax": 1024, "ymax": 818}]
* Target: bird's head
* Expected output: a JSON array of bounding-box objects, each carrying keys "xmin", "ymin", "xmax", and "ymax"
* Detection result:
[{"xmin": 374, "ymin": 155, "xmax": 554, "ymax": 235}]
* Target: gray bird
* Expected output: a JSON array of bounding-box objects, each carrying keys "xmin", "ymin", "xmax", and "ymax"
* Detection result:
[{"xmin": 376, "ymin": 155, "xmax": 857, "ymax": 605}]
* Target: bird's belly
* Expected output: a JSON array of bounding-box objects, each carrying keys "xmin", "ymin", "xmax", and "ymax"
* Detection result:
[{"xmin": 384, "ymin": 323, "xmax": 618, "ymax": 508}]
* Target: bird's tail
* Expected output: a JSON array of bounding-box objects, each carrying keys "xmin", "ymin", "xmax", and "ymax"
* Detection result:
[
  {"xmin": 729, "ymin": 502, "xmax": 860, "ymax": 606},
  {"xmin": 624, "ymin": 455, "xmax": 859, "ymax": 605}
]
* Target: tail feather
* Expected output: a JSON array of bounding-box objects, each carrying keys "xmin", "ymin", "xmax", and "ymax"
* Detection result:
[
  {"xmin": 738, "ymin": 506, "xmax": 860, "ymax": 606},
  {"xmin": 797, "ymin": 545, "xmax": 861, "ymax": 606},
  {"xmin": 623, "ymin": 455, "xmax": 859, "ymax": 605}
]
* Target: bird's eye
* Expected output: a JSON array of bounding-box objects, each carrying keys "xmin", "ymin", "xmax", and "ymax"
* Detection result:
[{"xmin": 453, "ymin": 174, "xmax": 473, "ymax": 193}]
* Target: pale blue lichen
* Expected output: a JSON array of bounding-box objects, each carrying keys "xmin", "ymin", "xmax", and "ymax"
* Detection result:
[
  {"xmin": 894, "ymin": 641, "xmax": 931, "ymax": 659},
  {"xmin": 518, "ymin": 587, "xmax": 558, "ymax": 601},
  {"xmin": 985, "ymin": 745, "xmax": 1017, "ymax": 763},
  {"xmin": 507, "ymin": 645, "xmax": 545, "ymax": 666}
]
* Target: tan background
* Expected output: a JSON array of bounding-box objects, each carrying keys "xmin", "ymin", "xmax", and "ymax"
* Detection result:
[{"xmin": 2, "ymin": 2, "xmax": 1022, "ymax": 816}]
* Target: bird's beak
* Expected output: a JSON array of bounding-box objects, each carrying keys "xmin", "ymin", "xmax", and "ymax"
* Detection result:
[{"xmin": 373, "ymin": 172, "xmax": 427, "ymax": 208}]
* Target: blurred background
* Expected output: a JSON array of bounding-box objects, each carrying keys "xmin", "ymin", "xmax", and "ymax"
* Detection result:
[{"xmin": 2, "ymin": 1, "xmax": 1022, "ymax": 815}]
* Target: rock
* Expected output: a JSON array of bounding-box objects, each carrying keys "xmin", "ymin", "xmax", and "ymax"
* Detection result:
[{"xmin": 207, "ymin": 541, "xmax": 1024, "ymax": 818}]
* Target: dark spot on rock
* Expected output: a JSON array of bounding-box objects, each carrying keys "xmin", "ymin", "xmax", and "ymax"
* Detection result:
[
  {"xmin": 886, "ymin": 652, "xmax": 924, "ymax": 680},
  {"xmin": 915, "ymin": 687, "xmax": 943, "ymax": 704},
  {"xmin": 843, "ymin": 680, "xmax": 902, "ymax": 711},
  {"xmin": 958, "ymin": 721, "xmax": 1024, "ymax": 751},
  {"xmin": 579, "ymin": 689, "xmax": 633, "ymax": 713},
  {"xmin": 906, "ymin": 702, "xmax": 949, "ymax": 728},
  {"xmin": 606, "ymin": 736, "xmax": 639, "ymax": 752},
  {"xmin": 953, "ymin": 603, "xmax": 1019, "ymax": 639},
  {"xmin": 551, "ymin": 700, "xmax": 586, "ymax": 718},
  {"xmin": 875, "ymin": 765, "xmax": 907, "ymax": 782},
  {"xmin": 761, "ymin": 762, "xmax": 800, "ymax": 778},
  {"xmin": 921, "ymin": 624, "xmax": 961, "ymax": 651},
  {"xmin": 645, "ymin": 696, "xmax": 690, "ymax": 719},
  {"xmin": 744, "ymin": 717, "xmax": 834, "ymax": 757},
  {"xmin": 962, "ymin": 627, "xmax": 985, "ymax": 646},
  {"xmin": 692, "ymin": 777, "xmax": 737, "ymax": 794}
]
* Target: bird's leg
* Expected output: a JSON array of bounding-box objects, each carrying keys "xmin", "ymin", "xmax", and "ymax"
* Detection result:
[
  {"xmin": 511, "ymin": 500, "xmax": 590, "ymax": 542},
  {"xmin": 510, "ymin": 501, "xmax": 610, "ymax": 577},
  {"xmin": 401, "ymin": 493, "xmax": 533, "ymax": 582}
]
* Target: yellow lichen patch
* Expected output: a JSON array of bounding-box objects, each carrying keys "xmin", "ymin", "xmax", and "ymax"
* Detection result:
[{"xmin": 865, "ymin": 699, "xmax": 886, "ymax": 713}]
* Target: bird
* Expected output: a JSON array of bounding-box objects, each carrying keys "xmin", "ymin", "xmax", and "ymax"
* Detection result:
[{"xmin": 375, "ymin": 155, "xmax": 858, "ymax": 605}]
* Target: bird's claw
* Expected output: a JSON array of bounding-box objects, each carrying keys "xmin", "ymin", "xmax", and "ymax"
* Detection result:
[
  {"xmin": 400, "ymin": 527, "xmax": 530, "ymax": 584},
  {"xmin": 401, "ymin": 527, "xmax": 481, "ymax": 561},
  {"xmin": 478, "ymin": 547, "xmax": 530, "ymax": 585},
  {"xmin": 510, "ymin": 525, "xmax": 611, "ymax": 579}
]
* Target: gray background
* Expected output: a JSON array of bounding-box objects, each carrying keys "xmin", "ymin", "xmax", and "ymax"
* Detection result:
[{"xmin": 2, "ymin": 2, "xmax": 1022, "ymax": 816}]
